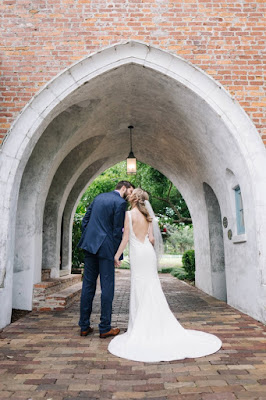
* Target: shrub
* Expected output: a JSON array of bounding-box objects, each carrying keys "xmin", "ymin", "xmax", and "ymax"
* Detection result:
[
  {"xmin": 159, "ymin": 266, "xmax": 188, "ymax": 281},
  {"xmin": 160, "ymin": 267, "xmax": 174, "ymax": 274},
  {"xmin": 182, "ymin": 250, "xmax": 195, "ymax": 281},
  {"xmin": 170, "ymin": 267, "xmax": 188, "ymax": 280}
]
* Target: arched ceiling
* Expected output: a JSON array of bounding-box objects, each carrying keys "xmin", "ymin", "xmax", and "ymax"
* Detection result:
[{"xmin": 44, "ymin": 63, "xmax": 241, "ymax": 190}]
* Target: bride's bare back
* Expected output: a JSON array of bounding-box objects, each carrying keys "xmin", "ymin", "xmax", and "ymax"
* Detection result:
[
  {"xmin": 114, "ymin": 200, "xmax": 155, "ymax": 266},
  {"xmin": 130, "ymin": 207, "xmax": 150, "ymax": 243}
]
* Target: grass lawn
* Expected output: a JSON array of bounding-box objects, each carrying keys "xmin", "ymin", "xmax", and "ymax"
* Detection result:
[
  {"xmin": 120, "ymin": 255, "xmax": 183, "ymax": 270},
  {"xmin": 159, "ymin": 255, "xmax": 183, "ymax": 269}
]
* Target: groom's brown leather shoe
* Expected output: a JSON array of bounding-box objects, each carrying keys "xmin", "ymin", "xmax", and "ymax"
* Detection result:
[
  {"xmin": 80, "ymin": 327, "xmax": 94, "ymax": 336},
  {"xmin": 99, "ymin": 327, "xmax": 120, "ymax": 339}
]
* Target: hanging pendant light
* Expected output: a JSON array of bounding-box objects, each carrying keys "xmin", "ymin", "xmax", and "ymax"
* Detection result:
[{"xmin": 127, "ymin": 125, "xmax": 137, "ymax": 174}]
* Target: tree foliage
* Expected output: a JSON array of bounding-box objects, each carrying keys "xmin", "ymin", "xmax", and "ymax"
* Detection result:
[
  {"xmin": 77, "ymin": 161, "xmax": 191, "ymax": 220},
  {"xmin": 164, "ymin": 224, "xmax": 194, "ymax": 255},
  {"xmin": 72, "ymin": 161, "xmax": 193, "ymax": 267}
]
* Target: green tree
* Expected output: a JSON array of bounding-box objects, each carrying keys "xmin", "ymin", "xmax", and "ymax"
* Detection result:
[
  {"xmin": 77, "ymin": 161, "xmax": 191, "ymax": 222},
  {"xmin": 72, "ymin": 161, "xmax": 193, "ymax": 268},
  {"xmin": 164, "ymin": 224, "xmax": 194, "ymax": 255}
]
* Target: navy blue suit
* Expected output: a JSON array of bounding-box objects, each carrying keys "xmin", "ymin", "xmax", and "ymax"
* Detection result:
[{"xmin": 78, "ymin": 191, "xmax": 127, "ymax": 333}]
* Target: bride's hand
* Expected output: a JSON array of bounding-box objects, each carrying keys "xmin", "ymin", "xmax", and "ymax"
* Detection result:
[{"xmin": 114, "ymin": 255, "xmax": 121, "ymax": 268}]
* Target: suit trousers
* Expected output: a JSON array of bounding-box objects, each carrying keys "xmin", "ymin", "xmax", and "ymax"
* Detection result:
[{"xmin": 79, "ymin": 251, "xmax": 115, "ymax": 334}]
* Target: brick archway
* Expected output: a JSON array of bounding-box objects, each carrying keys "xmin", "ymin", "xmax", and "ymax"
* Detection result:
[{"xmin": 0, "ymin": 41, "xmax": 266, "ymax": 329}]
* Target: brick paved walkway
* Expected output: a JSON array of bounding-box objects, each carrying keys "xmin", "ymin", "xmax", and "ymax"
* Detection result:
[{"xmin": 0, "ymin": 270, "xmax": 265, "ymax": 400}]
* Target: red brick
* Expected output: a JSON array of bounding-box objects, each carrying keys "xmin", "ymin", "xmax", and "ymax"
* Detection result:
[
  {"xmin": 24, "ymin": 378, "xmax": 56, "ymax": 385},
  {"xmin": 202, "ymin": 393, "xmax": 236, "ymax": 399},
  {"xmin": 0, "ymin": 0, "xmax": 264, "ymax": 146}
]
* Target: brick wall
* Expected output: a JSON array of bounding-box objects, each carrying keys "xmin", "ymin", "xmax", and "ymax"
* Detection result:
[{"xmin": 1, "ymin": 0, "xmax": 265, "ymax": 146}]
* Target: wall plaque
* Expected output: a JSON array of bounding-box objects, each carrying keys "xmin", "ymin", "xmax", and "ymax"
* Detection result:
[{"xmin": 223, "ymin": 217, "xmax": 228, "ymax": 228}]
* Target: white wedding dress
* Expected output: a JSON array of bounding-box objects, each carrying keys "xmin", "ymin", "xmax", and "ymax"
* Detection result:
[{"xmin": 108, "ymin": 211, "xmax": 222, "ymax": 362}]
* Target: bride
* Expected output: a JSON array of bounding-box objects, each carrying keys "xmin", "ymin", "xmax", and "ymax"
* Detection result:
[{"xmin": 108, "ymin": 188, "xmax": 222, "ymax": 362}]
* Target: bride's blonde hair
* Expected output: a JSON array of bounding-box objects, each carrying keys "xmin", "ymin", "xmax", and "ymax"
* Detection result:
[{"xmin": 130, "ymin": 188, "xmax": 152, "ymax": 222}]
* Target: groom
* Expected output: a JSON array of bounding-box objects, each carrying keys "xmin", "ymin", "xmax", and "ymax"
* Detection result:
[{"xmin": 78, "ymin": 180, "xmax": 134, "ymax": 338}]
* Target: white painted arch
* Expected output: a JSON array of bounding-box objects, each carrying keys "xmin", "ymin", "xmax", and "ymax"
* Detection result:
[{"xmin": 0, "ymin": 40, "xmax": 266, "ymax": 329}]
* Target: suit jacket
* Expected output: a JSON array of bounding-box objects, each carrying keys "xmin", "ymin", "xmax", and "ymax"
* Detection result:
[{"xmin": 77, "ymin": 191, "xmax": 127, "ymax": 261}]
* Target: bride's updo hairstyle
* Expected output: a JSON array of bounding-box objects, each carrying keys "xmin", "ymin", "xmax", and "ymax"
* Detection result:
[{"xmin": 130, "ymin": 188, "xmax": 152, "ymax": 223}]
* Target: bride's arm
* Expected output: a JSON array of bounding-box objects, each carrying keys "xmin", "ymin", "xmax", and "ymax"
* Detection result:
[
  {"xmin": 148, "ymin": 221, "xmax": 155, "ymax": 246},
  {"xmin": 114, "ymin": 212, "xmax": 129, "ymax": 267}
]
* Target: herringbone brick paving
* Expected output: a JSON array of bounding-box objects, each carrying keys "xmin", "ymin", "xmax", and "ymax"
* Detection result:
[{"xmin": 0, "ymin": 270, "xmax": 265, "ymax": 400}]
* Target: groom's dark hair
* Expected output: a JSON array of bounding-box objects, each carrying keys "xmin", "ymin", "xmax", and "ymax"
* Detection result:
[{"xmin": 115, "ymin": 180, "xmax": 135, "ymax": 190}]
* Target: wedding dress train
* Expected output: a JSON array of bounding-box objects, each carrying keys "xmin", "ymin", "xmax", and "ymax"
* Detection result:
[{"xmin": 108, "ymin": 211, "xmax": 222, "ymax": 362}]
